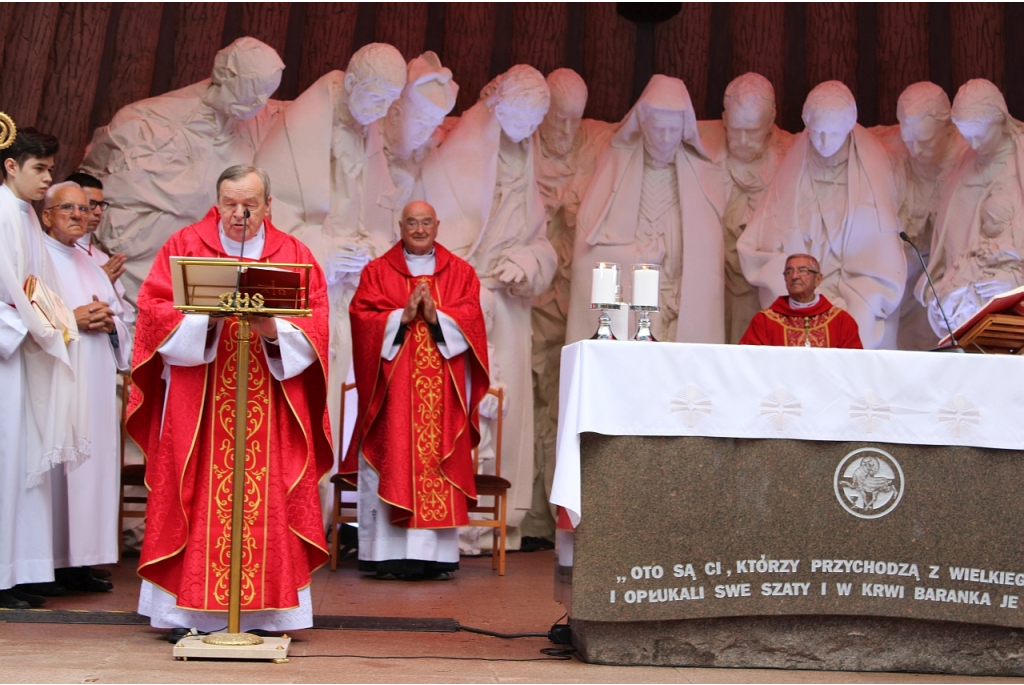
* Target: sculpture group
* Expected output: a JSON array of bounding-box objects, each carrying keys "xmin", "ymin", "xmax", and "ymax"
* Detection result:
[{"xmin": 80, "ymin": 37, "xmax": 1024, "ymax": 540}]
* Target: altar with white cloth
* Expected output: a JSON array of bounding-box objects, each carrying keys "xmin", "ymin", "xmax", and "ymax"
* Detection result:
[{"xmin": 552, "ymin": 340, "xmax": 1024, "ymax": 675}]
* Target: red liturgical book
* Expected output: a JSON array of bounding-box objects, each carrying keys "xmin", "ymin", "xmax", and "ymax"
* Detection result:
[{"xmin": 239, "ymin": 266, "xmax": 304, "ymax": 309}]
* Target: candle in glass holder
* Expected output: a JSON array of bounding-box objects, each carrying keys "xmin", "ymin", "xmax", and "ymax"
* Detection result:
[
  {"xmin": 632, "ymin": 264, "xmax": 660, "ymax": 308},
  {"xmin": 591, "ymin": 262, "xmax": 619, "ymax": 305}
]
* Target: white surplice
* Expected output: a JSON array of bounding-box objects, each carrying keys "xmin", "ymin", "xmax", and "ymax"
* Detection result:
[
  {"xmin": 137, "ymin": 222, "xmax": 319, "ymax": 631},
  {"xmin": 46, "ymin": 234, "xmax": 132, "ymax": 568},
  {"xmin": 357, "ymin": 249, "xmax": 470, "ymax": 566},
  {"xmin": 76, "ymin": 234, "xmax": 137, "ymax": 327},
  {"xmin": 0, "ymin": 184, "xmax": 89, "ymax": 590}
]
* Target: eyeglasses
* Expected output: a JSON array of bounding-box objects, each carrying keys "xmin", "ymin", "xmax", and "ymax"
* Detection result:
[
  {"xmin": 783, "ymin": 267, "xmax": 819, "ymax": 276},
  {"xmin": 45, "ymin": 203, "xmax": 89, "ymax": 215},
  {"xmin": 88, "ymin": 200, "xmax": 110, "ymax": 211},
  {"xmin": 403, "ymin": 219, "xmax": 435, "ymax": 229}
]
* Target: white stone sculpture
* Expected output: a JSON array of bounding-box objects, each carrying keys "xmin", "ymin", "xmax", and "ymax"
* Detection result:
[
  {"xmin": 526, "ymin": 68, "xmax": 615, "ymax": 539},
  {"xmin": 564, "ymin": 74, "xmax": 727, "ymax": 345},
  {"xmin": 252, "ymin": 42, "xmax": 406, "ymax": 462},
  {"xmin": 737, "ymin": 80, "xmax": 906, "ymax": 349},
  {"xmin": 420, "ymin": 64, "xmax": 557, "ymax": 536},
  {"xmin": 382, "ymin": 51, "xmax": 458, "ymax": 226},
  {"xmin": 81, "ymin": 37, "xmax": 286, "ymax": 305},
  {"xmin": 870, "ymin": 82, "xmax": 968, "ymax": 350},
  {"xmin": 922, "ymin": 79, "xmax": 1024, "ymax": 337},
  {"xmin": 699, "ymin": 72, "xmax": 795, "ymax": 343}
]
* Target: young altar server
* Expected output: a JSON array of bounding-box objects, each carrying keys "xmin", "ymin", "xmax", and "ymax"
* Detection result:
[
  {"xmin": 0, "ymin": 129, "xmax": 90, "ymax": 609},
  {"xmin": 740, "ymin": 253, "xmax": 863, "ymax": 348},
  {"xmin": 128, "ymin": 165, "xmax": 332, "ymax": 637},
  {"xmin": 345, "ymin": 200, "xmax": 489, "ymax": 580}
]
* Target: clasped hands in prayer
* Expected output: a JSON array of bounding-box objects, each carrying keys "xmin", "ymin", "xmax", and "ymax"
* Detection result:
[
  {"xmin": 73, "ymin": 295, "xmax": 115, "ymax": 334},
  {"xmin": 402, "ymin": 281, "xmax": 438, "ymax": 325}
]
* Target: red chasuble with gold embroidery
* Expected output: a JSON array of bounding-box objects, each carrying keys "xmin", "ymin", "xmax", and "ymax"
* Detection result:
[
  {"xmin": 127, "ymin": 208, "xmax": 332, "ymax": 612},
  {"xmin": 739, "ymin": 295, "xmax": 863, "ymax": 349},
  {"xmin": 344, "ymin": 242, "xmax": 489, "ymax": 529}
]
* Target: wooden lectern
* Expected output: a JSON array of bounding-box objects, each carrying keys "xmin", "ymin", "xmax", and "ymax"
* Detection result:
[
  {"xmin": 939, "ymin": 285, "xmax": 1024, "ymax": 354},
  {"xmin": 169, "ymin": 257, "xmax": 313, "ymax": 662}
]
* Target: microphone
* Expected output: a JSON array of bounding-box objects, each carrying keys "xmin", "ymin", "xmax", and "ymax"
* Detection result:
[
  {"xmin": 232, "ymin": 208, "xmax": 252, "ymax": 303},
  {"xmin": 900, "ymin": 231, "xmax": 963, "ymax": 352}
]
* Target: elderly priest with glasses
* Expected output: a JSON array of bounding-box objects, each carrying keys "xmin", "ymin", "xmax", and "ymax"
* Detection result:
[{"xmin": 740, "ymin": 253, "xmax": 863, "ymax": 349}]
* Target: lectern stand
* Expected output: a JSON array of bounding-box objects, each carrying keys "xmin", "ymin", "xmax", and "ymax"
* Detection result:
[
  {"xmin": 168, "ymin": 258, "xmax": 313, "ymax": 662},
  {"xmin": 939, "ymin": 285, "xmax": 1024, "ymax": 354}
]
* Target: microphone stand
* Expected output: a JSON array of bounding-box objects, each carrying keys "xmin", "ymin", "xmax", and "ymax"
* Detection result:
[{"xmin": 900, "ymin": 231, "xmax": 965, "ymax": 353}]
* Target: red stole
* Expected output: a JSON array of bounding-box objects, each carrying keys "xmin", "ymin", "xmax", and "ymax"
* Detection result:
[
  {"xmin": 346, "ymin": 242, "xmax": 489, "ymax": 528},
  {"xmin": 739, "ymin": 295, "xmax": 863, "ymax": 349},
  {"xmin": 127, "ymin": 207, "xmax": 333, "ymax": 610}
]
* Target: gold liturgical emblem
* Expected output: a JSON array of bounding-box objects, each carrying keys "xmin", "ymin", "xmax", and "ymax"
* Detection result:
[
  {"xmin": 0, "ymin": 111, "xmax": 16, "ymax": 150},
  {"xmin": 219, "ymin": 291, "xmax": 266, "ymax": 311}
]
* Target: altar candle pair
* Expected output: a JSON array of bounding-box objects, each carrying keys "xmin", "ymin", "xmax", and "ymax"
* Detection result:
[{"xmin": 591, "ymin": 263, "xmax": 661, "ymax": 307}]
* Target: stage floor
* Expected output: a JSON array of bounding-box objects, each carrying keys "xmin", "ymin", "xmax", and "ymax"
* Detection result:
[{"xmin": 0, "ymin": 550, "xmax": 1017, "ymax": 683}]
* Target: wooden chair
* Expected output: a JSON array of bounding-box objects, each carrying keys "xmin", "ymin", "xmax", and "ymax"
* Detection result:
[
  {"xmin": 468, "ymin": 387, "xmax": 509, "ymax": 576},
  {"xmin": 330, "ymin": 382, "xmax": 358, "ymax": 571},
  {"xmin": 118, "ymin": 373, "xmax": 147, "ymax": 565}
]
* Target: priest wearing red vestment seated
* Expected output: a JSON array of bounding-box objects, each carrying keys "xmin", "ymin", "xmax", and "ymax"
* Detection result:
[
  {"xmin": 740, "ymin": 253, "xmax": 863, "ymax": 349},
  {"xmin": 127, "ymin": 165, "xmax": 332, "ymax": 635},
  {"xmin": 345, "ymin": 200, "xmax": 489, "ymax": 581}
]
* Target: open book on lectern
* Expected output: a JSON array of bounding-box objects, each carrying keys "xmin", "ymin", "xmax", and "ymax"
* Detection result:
[
  {"xmin": 170, "ymin": 256, "xmax": 306, "ymax": 312},
  {"xmin": 938, "ymin": 285, "xmax": 1024, "ymax": 347}
]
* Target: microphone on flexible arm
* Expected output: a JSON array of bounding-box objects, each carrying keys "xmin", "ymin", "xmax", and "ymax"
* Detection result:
[
  {"xmin": 232, "ymin": 208, "xmax": 252, "ymax": 302},
  {"xmin": 899, "ymin": 230, "xmax": 964, "ymax": 353}
]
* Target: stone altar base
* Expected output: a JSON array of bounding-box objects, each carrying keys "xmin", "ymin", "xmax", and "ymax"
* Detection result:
[{"xmin": 571, "ymin": 615, "xmax": 1024, "ymax": 676}]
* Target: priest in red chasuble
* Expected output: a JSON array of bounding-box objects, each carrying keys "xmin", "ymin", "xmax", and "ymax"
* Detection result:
[
  {"xmin": 128, "ymin": 165, "xmax": 332, "ymax": 634},
  {"xmin": 345, "ymin": 200, "xmax": 489, "ymax": 580},
  {"xmin": 740, "ymin": 253, "xmax": 863, "ymax": 348}
]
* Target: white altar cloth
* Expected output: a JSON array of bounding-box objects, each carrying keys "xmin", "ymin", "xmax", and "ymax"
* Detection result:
[{"xmin": 552, "ymin": 340, "xmax": 1024, "ymax": 526}]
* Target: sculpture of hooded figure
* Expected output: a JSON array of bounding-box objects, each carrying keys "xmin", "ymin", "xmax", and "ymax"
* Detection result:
[
  {"xmin": 565, "ymin": 74, "xmax": 727, "ymax": 345},
  {"xmin": 738, "ymin": 80, "xmax": 905, "ymax": 350},
  {"xmin": 81, "ymin": 37, "xmax": 286, "ymax": 306},
  {"xmin": 420, "ymin": 64, "xmax": 557, "ymax": 538}
]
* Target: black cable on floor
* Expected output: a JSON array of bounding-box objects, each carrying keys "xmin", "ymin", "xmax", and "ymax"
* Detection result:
[
  {"xmin": 290, "ymin": 653, "xmax": 574, "ymax": 662},
  {"xmin": 457, "ymin": 624, "xmax": 549, "ymax": 639}
]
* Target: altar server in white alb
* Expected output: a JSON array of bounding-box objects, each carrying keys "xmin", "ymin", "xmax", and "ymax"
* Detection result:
[
  {"xmin": 42, "ymin": 182, "xmax": 132, "ymax": 589},
  {"xmin": 0, "ymin": 128, "xmax": 90, "ymax": 609}
]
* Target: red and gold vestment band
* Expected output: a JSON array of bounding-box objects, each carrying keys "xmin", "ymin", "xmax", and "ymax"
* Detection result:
[
  {"xmin": 739, "ymin": 295, "xmax": 863, "ymax": 349},
  {"xmin": 345, "ymin": 242, "xmax": 489, "ymax": 529},
  {"xmin": 127, "ymin": 208, "xmax": 333, "ymax": 612}
]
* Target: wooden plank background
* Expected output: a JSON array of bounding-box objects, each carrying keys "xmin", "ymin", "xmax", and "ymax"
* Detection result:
[{"xmin": 0, "ymin": 2, "xmax": 1013, "ymax": 180}]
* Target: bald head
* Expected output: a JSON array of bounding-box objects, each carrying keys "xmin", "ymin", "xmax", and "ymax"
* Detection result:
[{"xmin": 399, "ymin": 201, "xmax": 440, "ymax": 255}]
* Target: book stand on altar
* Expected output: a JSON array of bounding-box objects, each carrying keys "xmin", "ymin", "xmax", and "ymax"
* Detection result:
[
  {"xmin": 939, "ymin": 286, "xmax": 1024, "ymax": 354},
  {"xmin": 169, "ymin": 258, "xmax": 313, "ymax": 662}
]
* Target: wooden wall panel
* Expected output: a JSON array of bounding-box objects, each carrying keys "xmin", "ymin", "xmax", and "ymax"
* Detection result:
[
  {"xmin": 0, "ymin": 3, "xmax": 60, "ymax": 127},
  {"xmin": 444, "ymin": 3, "xmax": 498, "ymax": 113},
  {"xmin": 95, "ymin": 3, "xmax": 164, "ymax": 126},
  {"xmin": 299, "ymin": 3, "xmax": 358, "ymax": 92},
  {"xmin": 0, "ymin": 3, "xmax": 15, "ymax": 74},
  {"xmin": 37, "ymin": 3, "xmax": 113, "ymax": 180},
  {"xmin": 653, "ymin": 4, "xmax": 713, "ymax": 120},
  {"xmin": 240, "ymin": 3, "xmax": 291, "ymax": 58},
  {"xmin": 510, "ymin": 3, "xmax": 569, "ymax": 76},
  {"xmin": 376, "ymin": 2, "xmax": 429, "ymax": 61},
  {"xmin": 876, "ymin": 3, "xmax": 929, "ymax": 126},
  {"xmin": 806, "ymin": 3, "xmax": 858, "ymax": 93},
  {"xmin": 950, "ymin": 2, "xmax": 1005, "ymax": 91},
  {"xmin": 170, "ymin": 3, "xmax": 228, "ymax": 90},
  {"xmin": 731, "ymin": 3, "xmax": 786, "ymax": 120},
  {"xmin": 582, "ymin": 3, "xmax": 636, "ymax": 122}
]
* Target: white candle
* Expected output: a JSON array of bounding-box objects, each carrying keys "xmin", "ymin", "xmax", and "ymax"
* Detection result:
[
  {"xmin": 632, "ymin": 264, "xmax": 660, "ymax": 308},
  {"xmin": 591, "ymin": 263, "xmax": 619, "ymax": 305}
]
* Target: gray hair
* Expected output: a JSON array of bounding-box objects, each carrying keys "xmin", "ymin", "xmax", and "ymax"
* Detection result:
[
  {"xmin": 216, "ymin": 165, "xmax": 271, "ymax": 201},
  {"xmin": 786, "ymin": 253, "xmax": 821, "ymax": 272},
  {"xmin": 43, "ymin": 181, "xmax": 83, "ymax": 208}
]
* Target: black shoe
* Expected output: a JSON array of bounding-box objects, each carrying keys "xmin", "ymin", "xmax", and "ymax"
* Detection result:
[
  {"xmin": 0, "ymin": 590, "xmax": 30, "ymax": 609},
  {"xmin": 7, "ymin": 588, "xmax": 45, "ymax": 607},
  {"xmin": 168, "ymin": 628, "xmax": 209, "ymax": 644},
  {"xmin": 15, "ymin": 582, "xmax": 67, "ymax": 597},
  {"xmin": 83, "ymin": 566, "xmax": 112, "ymax": 580},
  {"xmin": 66, "ymin": 576, "xmax": 113, "ymax": 593},
  {"xmin": 520, "ymin": 536, "xmax": 555, "ymax": 552}
]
